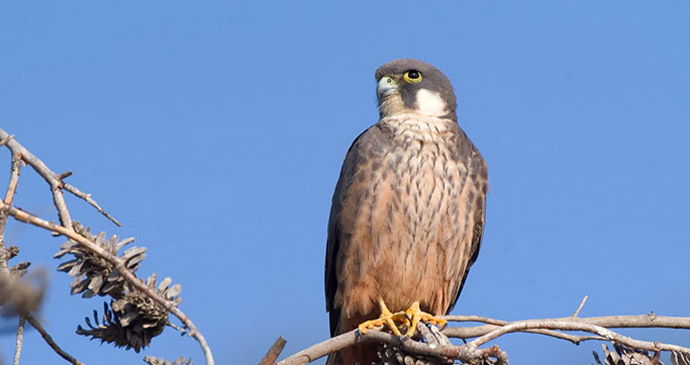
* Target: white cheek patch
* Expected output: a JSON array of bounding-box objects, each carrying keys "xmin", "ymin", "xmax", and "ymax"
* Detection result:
[{"xmin": 415, "ymin": 89, "xmax": 448, "ymax": 116}]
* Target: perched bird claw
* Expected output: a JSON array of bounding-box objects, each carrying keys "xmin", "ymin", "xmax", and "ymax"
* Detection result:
[
  {"xmin": 404, "ymin": 302, "xmax": 447, "ymax": 338},
  {"xmin": 358, "ymin": 299, "xmax": 409, "ymax": 337}
]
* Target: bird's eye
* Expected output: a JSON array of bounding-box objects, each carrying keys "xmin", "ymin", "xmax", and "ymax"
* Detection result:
[{"xmin": 403, "ymin": 70, "xmax": 422, "ymax": 83}]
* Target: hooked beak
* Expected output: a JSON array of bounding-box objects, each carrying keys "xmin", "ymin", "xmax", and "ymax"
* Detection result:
[{"xmin": 377, "ymin": 76, "xmax": 398, "ymax": 99}]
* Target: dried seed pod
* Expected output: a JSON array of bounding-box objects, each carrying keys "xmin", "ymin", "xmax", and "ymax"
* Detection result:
[
  {"xmin": 594, "ymin": 344, "xmax": 662, "ymax": 365},
  {"xmin": 76, "ymin": 274, "xmax": 182, "ymax": 351},
  {"xmin": 55, "ymin": 221, "xmax": 144, "ymax": 298}
]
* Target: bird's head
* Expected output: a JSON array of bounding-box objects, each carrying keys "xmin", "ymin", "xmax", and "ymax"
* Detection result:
[{"xmin": 375, "ymin": 59, "xmax": 457, "ymax": 120}]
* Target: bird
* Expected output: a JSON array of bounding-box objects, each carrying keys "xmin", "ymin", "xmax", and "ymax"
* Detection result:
[{"xmin": 324, "ymin": 59, "xmax": 489, "ymax": 364}]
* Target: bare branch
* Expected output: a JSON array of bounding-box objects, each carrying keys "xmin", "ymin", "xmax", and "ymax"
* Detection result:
[
  {"xmin": 260, "ymin": 336, "xmax": 287, "ymax": 365},
  {"xmin": 276, "ymin": 327, "xmax": 500, "ymax": 365},
  {"xmin": 0, "ymin": 127, "xmax": 72, "ymax": 226},
  {"xmin": 0, "ymin": 152, "xmax": 21, "ymax": 272},
  {"xmin": 1, "ymin": 148, "xmax": 26, "ymax": 365},
  {"xmin": 443, "ymin": 313, "xmax": 690, "ymax": 334},
  {"xmin": 26, "ymin": 314, "xmax": 85, "ymax": 365},
  {"xmin": 277, "ymin": 312, "xmax": 690, "ymax": 364},
  {"xmin": 572, "ymin": 295, "xmax": 588, "ymax": 318},
  {"xmin": 4, "ymin": 153, "xmax": 21, "ymax": 206},
  {"xmin": 62, "ymin": 183, "xmax": 121, "ymax": 226},
  {"xmin": 13, "ymin": 316, "xmax": 25, "ymax": 365},
  {"xmin": 442, "ymin": 323, "xmax": 605, "ymax": 345},
  {"xmin": 469, "ymin": 319, "xmax": 690, "ymax": 354},
  {"xmin": 0, "ymin": 127, "xmax": 118, "ymax": 227}
]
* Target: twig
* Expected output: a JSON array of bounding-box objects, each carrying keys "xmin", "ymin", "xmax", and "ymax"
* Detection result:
[
  {"xmin": 0, "ymin": 128, "xmax": 119, "ymax": 227},
  {"xmin": 0, "ymin": 128, "xmax": 72, "ymax": 227},
  {"xmin": 443, "ymin": 313, "xmax": 690, "ymax": 333},
  {"xmin": 62, "ymin": 183, "xmax": 121, "ymax": 226},
  {"xmin": 469, "ymin": 319, "xmax": 690, "ymax": 354},
  {"xmin": 260, "ymin": 336, "xmax": 287, "ymax": 365},
  {"xmin": 56, "ymin": 171, "xmax": 73, "ymax": 181},
  {"xmin": 4, "ymin": 148, "xmax": 26, "ymax": 365},
  {"xmin": 0, "ymin": 192, "xmax": 214, "ymax": 365},
  {"xmin": 13, "ymin": 316, "xmax": 25, "ymax": 365},
  {"xmin": 444, "ymin": 323, "xmax": 604, "ymax": 345},
  {"xmin": 442, "ymin": 323, "xmax": 605, "ymax": 345},
  {"xmin": 4, "ymin": 153, "xmax": 21, "ymax": 206},
  {"xmin": 572, "ymin": 295, "xmax": 589, "ymax": 318},
  {"xmin": 442, "ymin": 314, "xmax": 605, "ymax": 344},
  {"xmin": 0, "ymin": 152, "xmax": 21, "ymax": 272},
  {"xmin": 26, "ymin": 314, "xmax": 85, "ymax": 365}
]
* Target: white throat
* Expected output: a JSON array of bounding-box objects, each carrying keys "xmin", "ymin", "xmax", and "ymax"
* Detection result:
[{"xmin": 415, "ymin": 89, "xmax": 448, "ymax": 117}]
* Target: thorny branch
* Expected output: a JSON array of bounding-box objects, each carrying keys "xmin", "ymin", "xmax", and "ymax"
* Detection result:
[{"xmin": 0, "ymin": 128, "xmax": 213, "ymax": 365}]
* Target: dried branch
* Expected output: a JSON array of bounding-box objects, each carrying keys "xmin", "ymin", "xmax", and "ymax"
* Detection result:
[
  {"xmin": 0, "ymin": 150, "xmax": 21, "ymax": 271},
  {"xmin": 0, "ymin": 146, "xmax": 26, "ymax": 365},
  {"xmin": 13, "ymin": 316, "xmax": 25, "ymax": 365},
  {"xmin": 469, "ymin": 319, "xmax": 690, "ymax": 354},
  {"xmin": 0, "ymin": 127, "xmax": 118, "ymax": 227},
  {"xmin": 26, "ymin": 314, "xmax": 85, "ymax": 365},
  {"xmin": 4, "ymin": 152, "xmax": 20, "ymax": 207},
  {"xmin": 274, "ymin": 311, "xmax": 690, "ymax": 364},
  {"xmin": 260, "ymin": 336, "xmax": 287, "ymax": 365},
  {"xmin": 572, "ymin": 295, "xmax": 588, "ymax": 318},
  {"xmin": 442, "ymin": 313, "xmax": 690, "ymax": 338},
  {"xmin": 276, "ymin": 327, "xmax": 504, "ymax": 365},
  {"xmin": 0, "ymin": 129, "xmax": 214, "ymax": 365},
  {"xmin": 62, "ymin": 183, "xmax": 121, "ymax": 226}
]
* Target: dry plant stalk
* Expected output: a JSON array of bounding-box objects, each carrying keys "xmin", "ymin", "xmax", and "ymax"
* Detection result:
[{"xmin": 0, "ymin": 128, "xmax": 214, "ymax": 365}]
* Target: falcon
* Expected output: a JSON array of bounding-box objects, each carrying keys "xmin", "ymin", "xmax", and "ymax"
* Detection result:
[{"xmin": 324, "ymin": 59, "xmax": 489, "ymax": 364}]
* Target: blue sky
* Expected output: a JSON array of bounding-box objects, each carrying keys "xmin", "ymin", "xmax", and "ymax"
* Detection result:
[{"xmin": 1, "ymin": 1, "xmax": 689, "ymax": 364}]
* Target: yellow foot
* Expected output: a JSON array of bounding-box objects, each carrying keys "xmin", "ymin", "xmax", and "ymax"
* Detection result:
[
  {"xmin": 358, "ymin": 299, "xmax": 410, "ymax": 336},
  {"xmin": 404, "ymin": 302, "xmax": 447, "ymax": 338}
]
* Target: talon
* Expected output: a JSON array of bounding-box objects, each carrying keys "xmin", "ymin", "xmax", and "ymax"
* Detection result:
[
  {"xmin": 404, "ymin": 301, "xmax": 446, "ymax": 338},
  {"xmin": 358, "ymin": 299, "xmax": 408, "ymax": 336}
]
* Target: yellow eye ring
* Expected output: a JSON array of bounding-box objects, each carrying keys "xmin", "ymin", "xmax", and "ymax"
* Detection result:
[{"xmin": 403, "ymin": 70, "xmax": 422, "ymax": 83}]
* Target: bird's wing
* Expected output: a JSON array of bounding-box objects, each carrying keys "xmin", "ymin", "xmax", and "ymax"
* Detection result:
[
  {"xmin": 325, "ymin": 123, "xmax": 388, "ymax": 337},
  {"xmin": 445, "ymin": 126, "xmax": 489, "ymax": 314}
]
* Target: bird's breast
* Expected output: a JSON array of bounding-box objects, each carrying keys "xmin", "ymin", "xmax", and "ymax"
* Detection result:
[
  {"xmin": 356, "ymin": 116, "xmax": 467, "ymax": 312},
  {"xmin": 378, "ymin": 115, "xmax": 463, "ymax": 237}
]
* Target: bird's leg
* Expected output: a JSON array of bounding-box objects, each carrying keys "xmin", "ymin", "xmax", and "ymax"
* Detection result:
[
  {"xmin": 404, "ymin": 301, "xmax": 447, "ymax": 338},
  {"xmin": 358, "ymin": 299, "xmax": 409, "ymax": 336}
]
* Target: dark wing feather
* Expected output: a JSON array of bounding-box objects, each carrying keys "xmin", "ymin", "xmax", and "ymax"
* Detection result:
[
  {"xmin": 325, "ymin": 124, "xmax": 389, "ymax": 337},
  {"xmin": 445, "ymin": 127, "xmax": 489, "ymax": 314}
]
